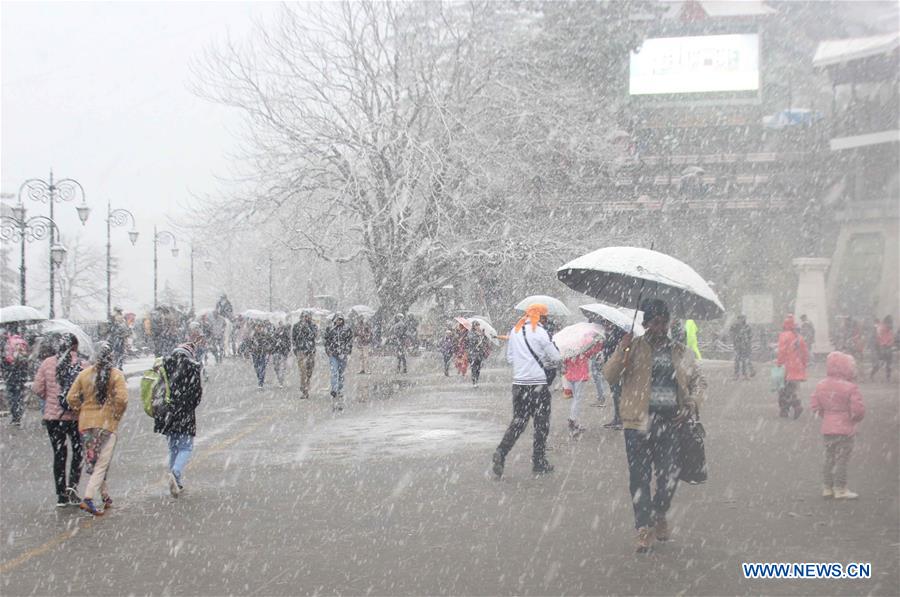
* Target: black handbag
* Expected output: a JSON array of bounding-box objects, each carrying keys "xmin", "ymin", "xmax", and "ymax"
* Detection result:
[
  {"xmin": 522, "ymin": 327, "xmax": 557, "ymax": 386},
  {"xmin": 677, "ymin": 416, "xmax": 707, "ymax": 485}
]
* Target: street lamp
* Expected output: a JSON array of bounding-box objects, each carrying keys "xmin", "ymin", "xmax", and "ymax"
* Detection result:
[
  {"xmin": 0, "ymin": 206, "xmax": 66, "ymax": 306},
  {"xmin": 106, "ymin": 201, "xmax": 139, "ymax": 317},
  {"xmin": 18, "ymin": 170, "xmax": 88, "ymax": 317},
  {"xmin": 153, "ymin": 226, "xmax": 178, "ymax": 309}
]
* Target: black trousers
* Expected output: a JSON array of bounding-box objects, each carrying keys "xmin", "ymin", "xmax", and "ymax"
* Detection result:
[
  {"xmin": 396, "ymin": 347, "xmax": 407, "ymax": 373},
  {"xmin": 496, "ymin": 384, "xmax": 551, "ymax": 465},
  {"xmin": 470, "ymin": 357, "xmax": 483, "ymax": 384},
  {"xmin": 45, "ymin": 420, "xmax": 82, "ymax": 497}
]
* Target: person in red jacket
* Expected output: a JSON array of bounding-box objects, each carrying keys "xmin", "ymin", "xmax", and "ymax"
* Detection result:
[
  {"xmin": 870, "ymin": 315, "xmax": 894, "ymax": 382},
  {"xmin": 776, "ymin": 315, "xmax": 809, "ymax": 419},
  {"xmin": 810, "ymin": 351, "xmax": 865, "ymax": 499}
]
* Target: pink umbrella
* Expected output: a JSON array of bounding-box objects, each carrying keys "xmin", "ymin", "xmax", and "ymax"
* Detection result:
[
  {"xmin": 552, "ymin": 322, "xmax": 606, "ymax": 360},
  {"xmin": 454, "ymin": 316, "xmax": 472, "ymax": 330}
]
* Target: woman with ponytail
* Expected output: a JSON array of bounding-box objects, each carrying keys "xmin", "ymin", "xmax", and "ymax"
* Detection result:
[
  {"xmin": 33, "ymin": 334, "xmax": 85, "ymax": 507},
  {"xmin": 65, "ymin": 342, "xmax": 129, "ymax": 516}
]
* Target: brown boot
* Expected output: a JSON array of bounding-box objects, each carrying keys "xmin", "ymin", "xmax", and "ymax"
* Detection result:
[
  {"xmin": 654, "ymin": 517, "xmax": 670, "ymax": 542},
  {"xmin": 635, "ymin": 526, "xmax": 653, "ymax": 553}
]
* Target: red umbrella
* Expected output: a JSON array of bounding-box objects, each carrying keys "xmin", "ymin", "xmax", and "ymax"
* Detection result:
[{"xmin": 454, "ymin": 316, "xmax": 471, "ymax": 330}]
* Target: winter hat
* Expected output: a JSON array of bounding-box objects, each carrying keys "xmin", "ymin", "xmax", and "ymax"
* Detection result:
[
  {"xmin": 173, "ymin": 342, "xmax": 198, "ymax": 361},
  {"xmin": 514, "ymin": 303, "xmax": 548, "ymax": 333}
]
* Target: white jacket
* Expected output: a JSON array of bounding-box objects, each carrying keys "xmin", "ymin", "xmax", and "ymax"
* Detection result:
[{"xmin": 506, "ymin": 323, "xmax": 561, "ymax": 385}]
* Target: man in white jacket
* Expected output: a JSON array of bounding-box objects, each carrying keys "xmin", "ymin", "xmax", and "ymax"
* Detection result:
[{"xmin": 492, "ymin": 303, "xmax": 562, "ymax": 478}]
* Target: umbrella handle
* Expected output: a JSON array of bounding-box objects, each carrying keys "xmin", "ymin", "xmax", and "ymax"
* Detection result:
[{"xmin": 630, "ymin": 241, "xmax": 654, "ymax": 333}]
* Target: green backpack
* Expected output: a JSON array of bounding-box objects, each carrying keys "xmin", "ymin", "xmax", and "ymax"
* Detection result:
[{"xmin": 141, "ymin": 357, "xmax": 171, "ymax": 417}]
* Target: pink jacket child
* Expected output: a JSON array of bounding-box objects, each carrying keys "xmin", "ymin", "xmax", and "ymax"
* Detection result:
[
  {"xmin": 563, "ymin": 342, "xmax": 604, "ymax": 383},
  {"xmin": 810, "ymin": 352, "xmax": 865, "ymax": 436},
  {"xmin": 33, "ymin": 353, "xmax": 84, "ymax": 422}
]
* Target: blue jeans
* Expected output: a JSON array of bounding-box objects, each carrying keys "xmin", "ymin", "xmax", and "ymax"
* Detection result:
[
  {"xmin": 6, "ymin": 384, "xmax": 24, "ymax": 423},
  {"xmin": 252, "ymin": 354, "xmax": 268, "ymax": 387},
  {"xmin": 329, "ymin": 355, "xmax": 348, "ymax": 395},
  {"xmin": 623, "ymin": 414, "xmax": 680, "ymax": 529},
  {"xmin": 167, "ymin": 433, "xmax": 194, "ymax": 486}
]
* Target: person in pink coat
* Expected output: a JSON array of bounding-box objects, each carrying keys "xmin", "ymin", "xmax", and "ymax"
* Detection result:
[
  {"xmin": 776, "ymin": 315, "xmax": 809, "ymax": 419},
  {"xmin": 810, "ymin": 351, "xmax": 865, "ymax": 500},
  {"xmin": 32, "ymin": 334, "xmax": 86, "ymax": 507},
  {"xmin": 562, "ymin": 342, "xmax": 604, "ymax": 438}
]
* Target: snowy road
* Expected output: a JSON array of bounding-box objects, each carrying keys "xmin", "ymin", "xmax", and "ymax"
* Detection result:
[{"xmin": 1, "ymin": 353, "xmax": 897, "ymax": 595}]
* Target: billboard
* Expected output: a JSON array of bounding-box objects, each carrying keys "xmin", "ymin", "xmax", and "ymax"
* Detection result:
[{"xmin": 629, "ymin": 34, "xmax": 760, "ymax": 95}]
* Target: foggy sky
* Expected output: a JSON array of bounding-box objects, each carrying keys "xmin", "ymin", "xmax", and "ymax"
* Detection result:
[{"xmin": 1, "ymin": 1, "xmax": 277, "ymax": 318}]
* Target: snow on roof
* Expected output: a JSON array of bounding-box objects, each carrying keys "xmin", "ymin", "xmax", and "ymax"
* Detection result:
[
  {"xmin": 813, "ymin": 32, "xmax": 900, "ymax": 68},
  {"xmin": 658, "ymin": 0, "xmax": 776, "ymax": 19}
]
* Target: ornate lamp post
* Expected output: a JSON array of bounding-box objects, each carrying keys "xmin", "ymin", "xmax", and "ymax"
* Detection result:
[
  {"xmin": 153, "ymin": 226, "xmax": 178, "ymax": 309},
  {"xmin": 0, "ymin": 206, "xmax": 66, "ymax": 306},
  {"xmin": 106, "ymin": 201, "xmax": 139, "ymax": 317},
  {"xmin": 18, "ymin": 171, "xmax": 89, "ymax": 317}
]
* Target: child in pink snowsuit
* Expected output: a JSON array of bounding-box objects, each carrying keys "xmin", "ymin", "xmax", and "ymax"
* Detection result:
[{"xmin": 810, "ymin": 351, "xmax": 865, "ymax": 499}]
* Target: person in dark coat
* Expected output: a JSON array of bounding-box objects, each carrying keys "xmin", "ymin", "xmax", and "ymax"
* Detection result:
[
  {"xmin": 248, "ymin": 320, "xmax": 273, "ymax": 390},
  {"xmin": 324, "ymin": 313, "xmax": 354, "ymax": 411},
  {"xmin": 271, "ymin": 323, "xmax": 291, "ymax": 389},
  {"xmin": 466, "ymin": 322, "xmax": 490, "ymax": 386},
  {"xmin": 291, "ymin": 313, "xmax": 318, "ymax": 400},
  {"xmin": 389, "ymin": 314, "xmax": 409, "ymax": 374},
  {"xmin": 438, "ymin": 330, "xmax": 455, "ymax": 376},
  {"xmin": 215, "ymin": 294, "xmax": 234, "ymax": 321},
  {"xmin": 2, "ymin": 333, "xmax": 31, "ymax": 426},
  {"xmin": 730, "ymin": 314, "xmax": 755, "ymax": 380},
  {"xmin": 154, "ymin": 343, "xmax": 202, "ymax": 497}
]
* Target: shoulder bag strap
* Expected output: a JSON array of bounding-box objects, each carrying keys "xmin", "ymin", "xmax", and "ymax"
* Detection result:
[{"xmin": 522, "ymin": 327, "xmax": 544, "ymax": 369}]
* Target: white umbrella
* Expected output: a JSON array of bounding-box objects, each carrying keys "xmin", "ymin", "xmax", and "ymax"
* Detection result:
[
  {"xmin": 349, "ymin": 305, "xmax": 376, "ymax": 319},
  {"xmin": 553, "ymin": 322, "xmax": 606, "ymax": 360},
  {"xmin": 241, "ymin": 309, "xmax": 271, "ymax": 321},
  {"xmin": 557, "ymin": 247, "xmax": 724, "ymax": 319},
  {"xmin": 514, "ymin": 295, "xmax": 571, "ymax": 317},
  {"xmin": 579, "ymin": 303, "xmax": 645, "ymax": 335},
  {"xmin": 0, "ymin": 305, "xmax": 46, "ymax": 324},
  {"xmin": 469, "ymin": 317, "xmax": 499, "ymax": 346},
  {"xmin": 269, "ymin": 311, "xmax": 288, "ymax": 325},
  {"xmin": 40, "ymin": 319, "xmax": 94, "ymax": 358}
]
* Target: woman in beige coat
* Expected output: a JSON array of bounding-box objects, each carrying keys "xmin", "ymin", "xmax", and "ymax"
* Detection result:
[{"xmin": 65, "ymin": 342, "xmax": 128, "ymax": 516}]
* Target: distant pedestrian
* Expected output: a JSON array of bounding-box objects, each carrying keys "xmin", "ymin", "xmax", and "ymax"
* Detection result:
[
  {"xmin": 271, "ymin": 323, "xmax": 291, "ymax": 389},
  {"xmin": 563, "ymin": 341, "xmax": 603, "ymax": 438},
  {"xmin": 466, "ymin": 322, "xmax": 491, "ymax": 387},
  {"xmin": 215, "ymin": 293, "xmax": 234, "ymax": 321},
  {"xmin": 324, "ymin": 313, "xmax": 354, "ymax": 412},
  {"xmin": 108, "ymin": 307, "xmax": 130, "ymax": 369},
  {"xmin": 154, "ymin": 343, "xmax": 202, "ymax": 498},
  {"xmin": 355, "ymin": 318, "xmax": 373, "ymax": 374},
  {"xmin": 870, "ymin": 315, "xmax": 894, "ymax": 382},
  {"xmin": 600, "ymin": 325, "xmax": 626, "ymax": 429},
  {"xmin": 685, "ymin": 319, "xmax": 702, "ymax": 360},
  {"xmin": 454, "ymin": 323, "xmax": 469, "ymax": 377},
  {"xmin": 603, "ymin": 299, "xmax": 705, "ymax": 553},
  {"xmin": 291, "ymin": 312, "xmax": 318, "ymax": 400},
  {"xmin": 491, "ymin": 303, "xmax": 561, "ymax": 478},
  {"xmin": 730, "ymin": 315, "xmax": 755, "ymax": 380},
  {"xmin": 799, "ymin": 314, "xmax": 816, "ymax": 352},
  {"xmin": 2, "ymin": 333, "xmax": 30, "ymax": 427},
  {"xmin": 33, "ymin": 334, "xmax": 84, "ymax": 507},
  {"xmin": 65, "ymin": 342, "xmax": 128, "ymax": 516},
  {"xmin": 248, "ymin": 320, "xmax": 272, "ymax": 390},
  {"xmin": 776, "ymin": 315, "xmax": 809, "ymax": 419},
  {"xmin": 389, "ymin": 314, "xmax": 409, "ymax": 374},
  {"xmin": 438, "ymin": 330, "xmax": 454, "ymax": 376},
  {"xmin": 811, "ymin": 351, "xmax": 864, "ymax": 499}
]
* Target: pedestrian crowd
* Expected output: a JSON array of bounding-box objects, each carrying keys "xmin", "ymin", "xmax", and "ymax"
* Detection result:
[{"xmin": 1, "ymin": 294, "xmax": 897, "ymax": 556}]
